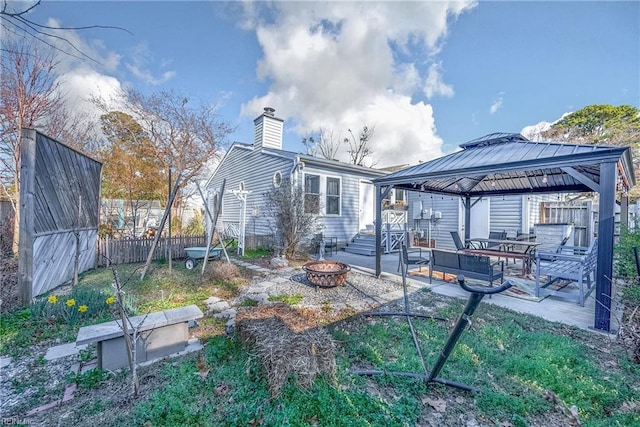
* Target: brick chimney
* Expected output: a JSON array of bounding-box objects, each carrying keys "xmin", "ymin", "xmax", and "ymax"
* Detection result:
[{"xmin": 253, "ymin": 107, "xmax": 284, "ymax": 150}]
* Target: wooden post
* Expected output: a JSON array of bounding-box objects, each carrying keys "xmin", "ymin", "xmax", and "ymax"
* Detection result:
[
  {"xmin": 18, "ymin": 129, "xmax": 37, "ymax": 305},
  {"xmin": 196, "ymin": 179, "xmax": 228, "ymax": 274},
  {"xmin": 140, "ymin": 172, "xmax": 182, "ymax": 280}
]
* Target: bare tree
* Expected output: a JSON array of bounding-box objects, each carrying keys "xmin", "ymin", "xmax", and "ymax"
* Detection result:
[
  {"xmin": 264, "ymin": 179, "xmax": 321, "ymax": 259},
  {"xmin": 0, "ymin": 39, "xmax": 65, "ymax": 253},
  {"xmin": 302, "ymin": 128, "xmax": 343, "ymax": 160},
  {"xmin": 1, "ymin": 0, "xmax": 131, "ymax": 63},
  {"xmin": 345, "ymin": 125, "xmax": 376, "ymax": 166},
  {"xmin": 126, "ymin": 90, "xmax": 233, "ymax": 278}
]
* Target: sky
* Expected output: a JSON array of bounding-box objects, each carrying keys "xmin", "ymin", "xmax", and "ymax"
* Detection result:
[{"xmin": 11, "ymin": 0, "xmax": 640, "ymax": 168}]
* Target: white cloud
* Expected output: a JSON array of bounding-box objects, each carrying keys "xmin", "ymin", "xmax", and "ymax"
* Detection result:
[
  {"xmin": 521, "ymin": 121, "xmax": 552, "ymax": 141},
  {"xmin": 423, "ymin": 62, "xmax": 454, "ymax": 99},
  {"xmin": 521, "ymin": 112, "xmax": 571, "ymax": 141},
  {"xmin": 489, "ymin": 92, "xmax": 504, "ymax": 114},
  {"xmin": 125, "ymin": 43, "xmax": 176, "ymax": 86},
  {"xmin": 240, "ymin": 1, "xmax": 475, "ymax": 167}
]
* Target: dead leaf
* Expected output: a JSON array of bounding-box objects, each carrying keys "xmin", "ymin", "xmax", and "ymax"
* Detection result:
[
  {"xmin": 215, "ymin": 383, "xmax": 230, "ymax": 395},
  {"xmin": 455, "ymin": 396, "xmax": 465, "ymax": 404},
  {"xmin": 500, "ymin": 422, "xmax": 513, "ymax": 427},
  {"xmin": 422, "ymin": 397, "xmax": 447, "ymax": 412},
  {"xmin": 248, "ymin": 417, "xmax": 263, "ymax": 425},
  {"xmin": 195, "ymin": 369, "xmax": 210, "ymax": 381},
  {"xmin": 619, "ymin": 401, "xmax": 639, "ymax": 413}
]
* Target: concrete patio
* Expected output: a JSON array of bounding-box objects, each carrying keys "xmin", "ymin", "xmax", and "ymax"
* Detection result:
[{"xmin": 321, "ymin": 250, "xmax": 621, "ymax": 334}]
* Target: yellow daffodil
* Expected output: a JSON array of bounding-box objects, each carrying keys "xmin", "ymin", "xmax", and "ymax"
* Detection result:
[
  {"xmin": 47, "ymin": 295, "xmax": 58, "ymax": 304},
  {"xmin": 66, "ymin": 299, "xmax": 76, "ymax": 307},
  {"xmin": 106, "ymin": 296, "xmax": 116, "ymax": 305},
  {"xmin": 78, "ymin": 305, "xmax": 88, "ymax": 313}
]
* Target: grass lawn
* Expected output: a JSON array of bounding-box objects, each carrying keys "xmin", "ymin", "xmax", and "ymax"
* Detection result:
[{"xmin": 1, "ymin": 256, "xmax": 639, "ymax": 426}]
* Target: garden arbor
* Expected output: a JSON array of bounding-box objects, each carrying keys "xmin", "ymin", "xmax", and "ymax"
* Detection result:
[{"xmin": 373, "ymin": 133, "xmax": 635, "ymax": 333}]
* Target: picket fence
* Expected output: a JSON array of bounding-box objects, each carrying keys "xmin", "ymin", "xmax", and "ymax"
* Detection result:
[{"xmin": 96, "ymin": 235, "xmax": 206, "ymax": 267}]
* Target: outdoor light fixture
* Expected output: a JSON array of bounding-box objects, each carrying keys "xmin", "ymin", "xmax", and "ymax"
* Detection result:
[
  {"xmin": 491, "ymin": 179, "xmax": 496, "ymax": 187},
  {"xmin": 542, "ymin": 173, "xmax": 548, "ymax": 184}
]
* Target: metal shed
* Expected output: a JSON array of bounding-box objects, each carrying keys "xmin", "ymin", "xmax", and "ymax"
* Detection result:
[{"xmin": 373, "ymin": 133, "xmax": 635, "ymax": 332}]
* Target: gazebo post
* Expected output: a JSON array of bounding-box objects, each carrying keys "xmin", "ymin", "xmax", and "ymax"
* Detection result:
[
  {"xmin": 594, "ymin": 161, "xmax": 617, "ymax": 332},
  {"xmin": 464, "ymin": 196, "xmax": 472, "ymax": 243},
  {"xmin": 375, "ymin": 184, "xmax": 393, "ymax": 277}
]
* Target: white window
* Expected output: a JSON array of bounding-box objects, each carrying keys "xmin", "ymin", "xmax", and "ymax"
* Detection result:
[
  {"xmin": 304, "ymin": 173, "xmax": 341, "ymax": 216},
  {"xmin": 326, "ymin": 177, "xmax": 340, "ymax": 215},
  {"xmin": 304, "ymin": 174, "xmax": 320, "ymax": 214},
  {"xmin": 273, "ymin": 171, "xmax": 282, "ymax": 188}
]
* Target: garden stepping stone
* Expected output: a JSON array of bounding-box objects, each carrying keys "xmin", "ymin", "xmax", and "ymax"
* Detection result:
[
  {"xmin": 0, "ymin": 356, "xmax": 11, "ymax": 369},
  {"xmin": 214, "ymin": 308, "xmax": 237, "ymax": 319},
  {"xmin": 207, "ymin": 300, "xmax": 230, "ymax": 313},
  {"xmin": 44, "ymin": 342, "xmax": 87, "ymax": 361}
]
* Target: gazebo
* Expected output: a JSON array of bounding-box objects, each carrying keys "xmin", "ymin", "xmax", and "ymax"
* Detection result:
[{"xmin": 373, "ymin": 133, "xmax": 635, "ymax": 333}]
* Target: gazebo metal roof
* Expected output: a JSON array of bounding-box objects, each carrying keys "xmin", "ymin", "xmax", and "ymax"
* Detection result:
[
  {"xmin": 374, "ymin": 133, "xmax": 635, "ymax": 196},
  {"xmin": 372, "ymin": 133, "xmax": 636, "ymax": 333}
]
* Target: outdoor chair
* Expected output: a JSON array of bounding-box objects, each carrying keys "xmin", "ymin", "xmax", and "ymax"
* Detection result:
[
  {"xmin": 487, "ymin": 231, "xmax": 507, "ymax": 249},
  {"xmin": 535, "ymin": 238, "xmax": 598, "ymax": 306},
  {"xmin": 451, "ymin": 231, "xmax": 478, "ymax": 251},
  {"xmin": 451, "ymin": 231, "xmax": 466, "ymax": 251},
  {"xmin": 397, "ymin": 244, "xmax": 430, "ymax": 273}
]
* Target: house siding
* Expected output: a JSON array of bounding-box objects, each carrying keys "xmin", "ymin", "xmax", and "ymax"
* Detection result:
[
  {"xmin": 206, "ymin": 145, "xmax": 294, "ymax": 240},
  {"xmin": 489, "ymin": 195, "xmax": 523, "ymax": 237},
  {"xmin": 207, "ymin": 145, "xmax": 385, "ymax": 247},
  {"xmin": 302, "ymin": 165, "xmax": 372, "ymax": 243},
  {"xmin": 408, "ymin": 192, "xmax": 460, "ymax": 250}
]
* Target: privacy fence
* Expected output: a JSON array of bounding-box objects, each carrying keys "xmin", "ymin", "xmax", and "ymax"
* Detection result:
[{"xmin": 19, "ymin": 130, "xmax": 102, "ymax": 303}]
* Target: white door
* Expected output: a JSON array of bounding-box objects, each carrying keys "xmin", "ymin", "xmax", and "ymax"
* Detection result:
[
  {"xmin": 460, "ymin": 197, "xmax": 490, "ymax": 239},
  {"xmin": 359, "ymin": 181, "xmax": 374, "ymax": 231}
]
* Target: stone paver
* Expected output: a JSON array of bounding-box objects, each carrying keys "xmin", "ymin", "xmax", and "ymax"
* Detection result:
[
  {"xmin": 207, "ymin": 301, "xmax": 231, "ymax": 313},
  {"xmin": 44, "ymin": 342, "xmax": 88, "ymax": 361},
  {"xmin": 0, "ymin": 356, "xmax": 12, "ymax": 369}
]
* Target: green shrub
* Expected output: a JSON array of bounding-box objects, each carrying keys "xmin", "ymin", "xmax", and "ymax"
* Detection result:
[
  {"xmin": 614, "ymin": 225, "xmax": 640, "ymax": 280},
  {"xmin": 67, "ymin": 368, "xmax": 111, "ymax": 389}
]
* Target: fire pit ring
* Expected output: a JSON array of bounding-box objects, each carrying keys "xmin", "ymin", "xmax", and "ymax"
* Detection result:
[{"xmin": 302, "ymin": 261, "xmax": 351, "ymax": 288}]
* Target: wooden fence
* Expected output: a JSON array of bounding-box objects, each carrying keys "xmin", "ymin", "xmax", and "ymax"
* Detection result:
[{"xmin": 96, "ymin": 235, "xmax": 206, "ymax": 267}]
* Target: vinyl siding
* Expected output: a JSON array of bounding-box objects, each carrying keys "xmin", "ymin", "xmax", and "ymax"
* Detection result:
[
  {"xmin": 207, "ymin": 145, "xmax": 294, "ymax": 239},
  {"xmin": 489, "ymin": 195, "xmax": 523, "ymax": 238},
  {"xmin": 408, "ymin": 192, "xmax": 460, "ymax": 250},
  {"xmin": 207, "ymin": 146, "xmax": 383, "ymax": 245},
  {"xmin": 302, "ymin": 165, "xmax": 368, "ymax": 242}
]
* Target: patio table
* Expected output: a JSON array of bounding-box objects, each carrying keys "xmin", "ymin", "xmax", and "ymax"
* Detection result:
[{"xmin": 465, "ymin": 239, "xmax": 540, "ymax": 275}]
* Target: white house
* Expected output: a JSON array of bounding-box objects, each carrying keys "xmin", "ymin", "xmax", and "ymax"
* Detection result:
[{"xmin": 205, "ymin": 108, "xmax": 389, "ymax": 251}]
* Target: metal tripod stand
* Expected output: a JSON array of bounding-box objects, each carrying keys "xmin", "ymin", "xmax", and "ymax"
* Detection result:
[{"xmin": 355, "ymin": 249, "xmax": 512, "ymax": 392}]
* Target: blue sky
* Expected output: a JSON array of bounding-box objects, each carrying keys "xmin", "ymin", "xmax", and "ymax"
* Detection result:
[{"xmin": 20, "ymin": 1, "xmax": 640, "ymax": 167}]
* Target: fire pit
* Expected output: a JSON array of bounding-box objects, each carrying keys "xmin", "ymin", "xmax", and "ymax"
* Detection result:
[{"xmin": 302, "ymin": 261, "xmax": 351, "ymax": 288}]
